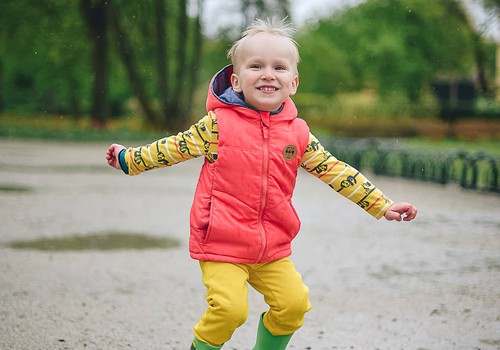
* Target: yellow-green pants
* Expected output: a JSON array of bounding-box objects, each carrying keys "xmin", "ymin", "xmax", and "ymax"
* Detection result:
[{"xmin": 193, "ymin": 257, "xmax": 312, "ymax": 347}]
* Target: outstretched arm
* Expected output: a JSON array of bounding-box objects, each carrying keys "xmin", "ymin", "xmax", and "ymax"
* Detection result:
[
  {"xmin": 301, "ymin": 133, "xmax": 418, "ymax": 222},
  {"xmin": 301, "ymin": 133, "xmax": 394, "ymax": 219},
  {"xmin": 384, "ymin": 202, "xmax": 418, "ymax": 222},
  {"xmin": 115, "ymin": 112, "xmax": 218, "ymax": 176}
]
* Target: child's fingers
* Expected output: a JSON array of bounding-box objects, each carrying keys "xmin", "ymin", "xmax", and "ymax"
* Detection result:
[
  {"xmin": 385, "ymin": 203, "xmax": 418, "ymax": 222},
  {"xmin": 385, "ymin": 209, "xmax": 402, "ymax": 221},
  {"xmin": 403, "ymin": 206, "xmax": 418, "ymax": 221},
  {"xmin": 105, "ymin": 144, "xmax": 120, "ymax": 168}
]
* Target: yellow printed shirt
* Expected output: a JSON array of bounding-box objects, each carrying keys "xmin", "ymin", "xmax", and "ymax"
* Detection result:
[{"xmin": 122, "ymin": 112, "xmax": 394, "ymax": 219}]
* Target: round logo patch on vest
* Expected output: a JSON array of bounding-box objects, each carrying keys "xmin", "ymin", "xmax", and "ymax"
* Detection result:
[{"xmin": 283, "ymin": 144, "xmax": 297, "ymax": 161}]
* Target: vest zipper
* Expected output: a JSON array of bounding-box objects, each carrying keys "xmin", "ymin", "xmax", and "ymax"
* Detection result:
[{"xmin": 256, "ymin": 114, "xmax": 270, "ymax": 263}]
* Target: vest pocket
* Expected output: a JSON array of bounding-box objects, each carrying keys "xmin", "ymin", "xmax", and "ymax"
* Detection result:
[
  {"xmin": 203, "ymin": 196, "xmax": 216, "ymax": 243},
  {"xmin": 263, "ymin": 199, "xmax": 301, "ymax": 243},
  {"xmin": 203, "ymin": 194, "xmax": 261, "ymax": 259}
]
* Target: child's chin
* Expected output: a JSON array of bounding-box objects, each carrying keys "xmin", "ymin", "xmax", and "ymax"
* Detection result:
[{"xmin": 256, "ymin": 103, "xmax": 281, "ymax": 112}]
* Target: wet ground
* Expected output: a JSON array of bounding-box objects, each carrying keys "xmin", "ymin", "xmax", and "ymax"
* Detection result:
[{"xmin": 0, "ymin": 140, "xmax": 499, "ymax": 350}]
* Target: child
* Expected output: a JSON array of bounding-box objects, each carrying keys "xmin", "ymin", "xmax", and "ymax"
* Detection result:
[{"xmin": 106, "ymin": 18, "xmax": 417, "ymax": 350}]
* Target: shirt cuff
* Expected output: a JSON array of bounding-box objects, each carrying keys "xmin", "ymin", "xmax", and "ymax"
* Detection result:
[{"xmin": 118, "ymin": 149, "xmax": 129, "ymax": 174}]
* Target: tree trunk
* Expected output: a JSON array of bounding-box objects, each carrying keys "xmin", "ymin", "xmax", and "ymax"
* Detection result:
[
  {"xmin": 155, "ymin": 0, "xmax": 169, "ymax": 123},
  {"xmin": 471, "ymin": 32, "xmax": 491, "ymax": 97},
  {"xmin": 0, "ymin": 59, "xmax": 4, "ymax": 112},
  {"xmin": 81, "ymin": 0, "xmax": 108, "ymax": 128},
  {"xmin": 240, "ymin": 0, "xmax": 291, "ymax": 26},
  {"xmin": 107, "ymin": 0, "xmax": 202, "ymax": 132},
  {"xmin": 108, "ymin": 0, "xmax": 158, "ymax": 125},
  {"xmin": 185, "ymin": 0, "xmax": 204, "ymax": 120},
  {"xmin": 168, "ymin": 0, "xmax": 188, "ymax": 129}
]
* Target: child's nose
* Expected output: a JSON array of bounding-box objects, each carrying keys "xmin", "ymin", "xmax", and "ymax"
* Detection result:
[{"xmin": 261, "ymin": 67, "xmax": 275, "ymax": 80}]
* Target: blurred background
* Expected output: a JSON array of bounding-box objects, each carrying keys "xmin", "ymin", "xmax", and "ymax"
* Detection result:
[{"xmin": 1, "ymin": 0, "xmax": 499, "ymax": 191}]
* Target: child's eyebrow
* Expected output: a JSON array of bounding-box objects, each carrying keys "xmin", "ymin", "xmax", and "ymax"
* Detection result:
[{"xmin": 245, "ymin": 56, "xmax": 292, "ymax": 65}]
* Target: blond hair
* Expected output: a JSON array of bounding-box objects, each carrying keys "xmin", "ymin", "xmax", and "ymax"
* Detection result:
[{"xmin": 227, "ymin": 18, "xmax": 300, "ymax": 71}]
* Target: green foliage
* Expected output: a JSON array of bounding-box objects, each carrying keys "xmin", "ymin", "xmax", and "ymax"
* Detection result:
[
  {"xmin": 293, "ymin": 91, "xmax": 439, "ymax": 137},
  {"xmin": 197, "ymin": 39, "xmax": 232, "ymax": 84},
  {"xmin": 475, "ymin": 97, "xmax": 500, "ymax": 118},
  {"xmin": 1, "ymin": 0, "xmax": 91, "ymax": 114},
  {"xmin": 110, "ymin": 0, "xmax": 180, "ymax": 99},
  {"xmin": 294, "ymin": 89, "xmax": 438, "ymax": 120},
  {"xmin": 0, "ymin": 0, "xmax": 497, "ymax": 125},
  {"xmin": 296, "ymin": 0, "xmax": 479, "ymax": 102},
  {"xmin": 298, "ymin": 35, "xmax": 357, "ymax": 94},
  {"xmin": 322, "ymin": 137, "xmax": 500, "ymax": 192},
  {"xmin": 0, "ymin": 114, "xmax": 165, "ymax": 142}
]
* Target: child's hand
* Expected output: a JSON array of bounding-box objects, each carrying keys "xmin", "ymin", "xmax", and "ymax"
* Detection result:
[
  {"xmin": 106, "ymin": 143, "xmax": 126, "ymax": 170},
  {"xmin": 384, "ymin": 202, "xmax": 418, "ymax": 222}
]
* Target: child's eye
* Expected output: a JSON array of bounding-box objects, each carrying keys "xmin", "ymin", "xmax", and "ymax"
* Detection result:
[
  {"xmin": 275, "ymin": 65, "xmax": 286, "ymax": 71},
  {"xmin": 250, "ymin": 64, "xmax": 261, "ymax": 69}
]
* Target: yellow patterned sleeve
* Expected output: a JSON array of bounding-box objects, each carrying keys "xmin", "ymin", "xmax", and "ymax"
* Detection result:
[
  {"xmin": 124, "ymin": 112, "xmax": 219, "ymax": 175},
  {"xmin": 301, "ymin": 133, "xmax": 394, "ymax": 219}
]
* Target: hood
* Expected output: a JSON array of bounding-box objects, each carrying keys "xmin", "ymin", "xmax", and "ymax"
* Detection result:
[{"xmin": 206, "ymin": 65, "xmax": 298, "ymax": 120}]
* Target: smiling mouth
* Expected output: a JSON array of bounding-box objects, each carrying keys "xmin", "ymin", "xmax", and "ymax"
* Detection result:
[{"xmin": 258, "ymin": 86, "xmax": 278, "ymax": 92}]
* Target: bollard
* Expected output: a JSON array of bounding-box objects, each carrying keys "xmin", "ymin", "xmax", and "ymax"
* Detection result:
[{"xmin": 321, "ymin": 137, "xmax": 499, "ymax": 193}]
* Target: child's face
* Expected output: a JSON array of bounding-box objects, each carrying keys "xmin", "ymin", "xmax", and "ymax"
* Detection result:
[{"xmin": 230, "ymin": 33, "xmax": 299, "ymax": 112}]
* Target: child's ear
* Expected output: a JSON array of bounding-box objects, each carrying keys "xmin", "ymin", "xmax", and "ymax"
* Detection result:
[
  {"xmin": 231, "ymin": 74, "xmax": 242, "ymax": 93},
  {"xmin": 290, "ymin": 75, "xmax": 299, "ymax": 96}
]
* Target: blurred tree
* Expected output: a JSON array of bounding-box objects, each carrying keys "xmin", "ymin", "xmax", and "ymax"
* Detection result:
[
  {"xmin": 1, "ymin": 0, "xmax": 494, "ymax": 124},
  {"xmin": 297, "ymin": 0, "xmax": 480, "ymax": 103},
  {"xmin": 298, "ymin": 35, "xmax": 356, "ymax": 95},
  {"xmin": 0, "ymin": 0, "xmax": 90, "ymax": 115},
  {"xmin": 0, "ymin": 59, "xmax": 4, "ymax": 113},
  {"xmin": 448, "ymin": 1, "xmax": 492, "ymax": 96},
  {"xmin": 471, "ymin": 0, "xmax": 499, "ymax": 97},
  {"xmin": 481, "ymin": 0, "xmax": 500, "ymax": 11},
  {"xmin": 108, "ymin": 0, "xmax": 204, "ymax": 130},
  {"xmin": 81, "ymin": 0, "xmax": 108, "ymax": 128},
  {"xmin": 240, "ymin": 0, "xmax": 291, "ymax": 30},
  {"xmin": 107, "ymin": 1, "xmax": 158, "ymax": 125},
  {"xmin": 0, "ymin": 0, "xmax": 203, "ymax": 131}
]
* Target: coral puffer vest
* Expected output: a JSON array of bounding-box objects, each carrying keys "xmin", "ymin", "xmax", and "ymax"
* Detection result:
[{"xmin": 189, "ymin": 66, "xmax": 310, "ymax": 264}]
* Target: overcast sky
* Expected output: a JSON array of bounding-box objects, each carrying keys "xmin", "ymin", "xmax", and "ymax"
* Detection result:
[{"xmin": 201, "ymin": 0, "xmax": 499, "ymax": 42}]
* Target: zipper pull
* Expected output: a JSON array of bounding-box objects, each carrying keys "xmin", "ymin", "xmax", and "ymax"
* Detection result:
[
  {"xmin": 261, "ymin": 121, "xmax": 269, "ymax": 139},
  {"xmin": 260, "ymin": 111, "xmax": 270, "ymax": 139}
]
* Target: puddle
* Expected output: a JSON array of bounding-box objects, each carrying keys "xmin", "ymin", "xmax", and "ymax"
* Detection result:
[
  {"xmin": 0, "ymin": 163, "xmax": 108, "ymax": 174},
  {"xmin": 7, "ymin": 232, "xmax": 181, "ymax": 251},
  {"xmin": 480, "ymin": 339, "xmax": 500, "ymax": 347},
  {"xmin": 0, "ymin": 184, "xmax": 32, "ymax": 193}
]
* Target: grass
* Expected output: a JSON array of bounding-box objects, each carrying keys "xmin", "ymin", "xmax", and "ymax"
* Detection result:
[
  {"xmin": 0, "ymin": 114, "xmax": 165, "ymax": 142},
  {"xmin": 1, "ymin": 112, "xmax": 499, "ymax": 156},
  {"xmin": 403, "ymin": 138, "xmax": 500, "ymax": 156}
]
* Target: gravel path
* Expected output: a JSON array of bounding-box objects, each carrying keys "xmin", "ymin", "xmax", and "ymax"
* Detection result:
[{"xmin": 0, "ymin": 140, "xmax": 499, "ymax": 350}]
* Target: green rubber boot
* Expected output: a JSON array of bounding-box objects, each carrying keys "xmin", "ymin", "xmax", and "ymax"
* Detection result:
[
  {"xmin": 252, "ymin": 313, "xmax": 294, "ymax": 350},
  {"xmin": 190, "ymin": 337, "xmax": 223, "ymax": 350}
]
